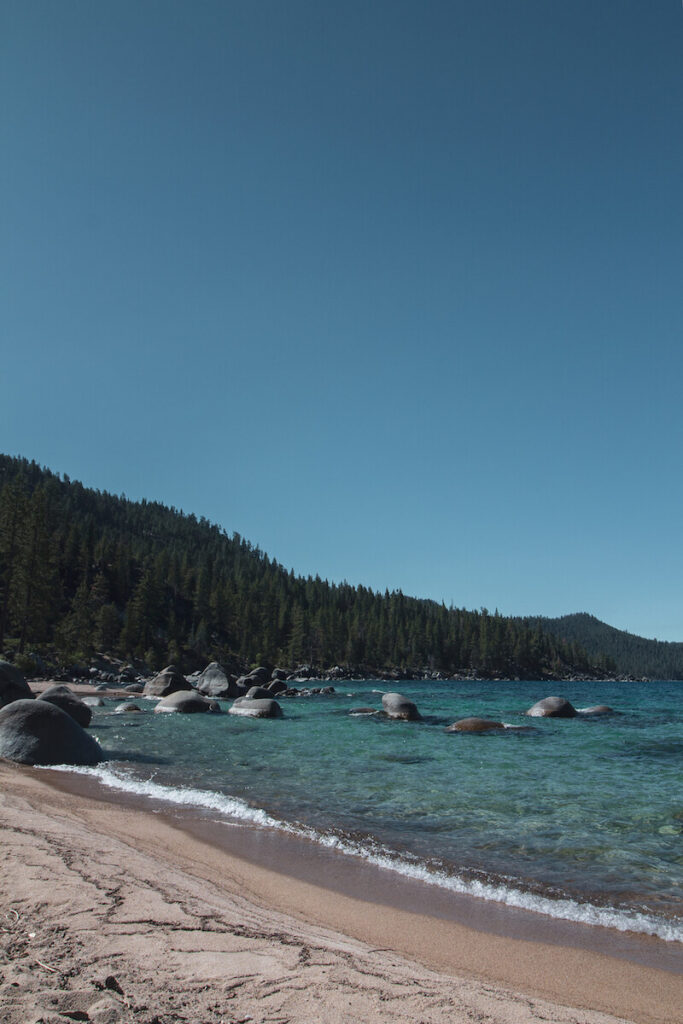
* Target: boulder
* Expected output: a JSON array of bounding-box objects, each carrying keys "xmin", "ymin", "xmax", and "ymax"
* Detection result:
[
  {"xmin": 154, "ymin": 691, "xmax": 221, "ymax": 714},
  {"xmin": 0, "ymin": 661, "xmax": 32, "ymax": 709},
  {"xmin": 381, "ymin": 692, "xmax": 422, "ymax": 721},
  {"xmin": 115, "ymin": 702, "xmax": 143, "ymax": 713},
  {"xmin": 267, "ymin": 678, "xmax": 288, "ymax": 695},
  {"xmin": 124, "ymin": 683, "xmax": 144, "ymax": 693},
  {"xmin": 271, "ymin": 668, "xmax": 288, "ymax": 681},
  {"xmin": 229, "ymin": 697, "xmax": 283, "ymax": 719},
  {"xmin": 526, "ymin": 696, "xmax": 577, "ymax": 718},
  {"xmin": 245, "ymin": 685, "xmax": 273, "ymax": 700},
  {"xmin": 0, "ymin": 699, "xmax": 103, "ymax": 765},
  {"xmin": 577, "ymin": 704, "xmax": 615, "ymax": 716},
  {"xmin": 246, "ymin": 666, "xmax": 269, "ymax": 684},
  {"xmin": 445, "ymin": 717, "xmax": 505, "ymax": 733},
  {"xmin": 143, "ymin": 665, "xmax": 191, "ymax": 698},
  {"xmin": 195, "ymin": 662, "xmax": 237, "ymax": 699},
  {"xmin": 39, "ymin": 684, "xmax": 92, "ymax": 728}
]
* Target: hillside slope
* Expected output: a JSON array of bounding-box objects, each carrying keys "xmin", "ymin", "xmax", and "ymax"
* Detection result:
[{"xmin": 0, "ymin": 454, "xmax": 656, "ymax": 680}]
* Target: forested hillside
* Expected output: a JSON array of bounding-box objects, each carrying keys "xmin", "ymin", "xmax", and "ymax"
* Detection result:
[
  {"xmin": 0, "ymin": 455, "xmax": 626, "ymax": 679},
  {"xmin": 528, "ymin": 613, "xmax": 683, "ymax": 681}
]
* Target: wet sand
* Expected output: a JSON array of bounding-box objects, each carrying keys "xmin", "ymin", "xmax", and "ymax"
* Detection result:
[{"xmin": 0, "ymin": 760, "xmax": 681, "ymax": 1024}]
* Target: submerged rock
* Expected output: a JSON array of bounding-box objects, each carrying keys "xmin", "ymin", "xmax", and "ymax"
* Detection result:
[
  {"xmin": 229, "ymin": 697, "xmax": 283, "ymax": 719},
  {"xmin": 445, "ymin": 717, "xmax": 505, "ymax": 733},
  {"xmin": 82, "ymin": 696, "xmax": 105, "ymax": 707},
  {"xmin": 115, "ymin": 701, "xmax": 143, "ymax": 713},
  {"xmin": 0, "ymin": 699, "xmax": 103, "ymax": 765},
  {"xmin": 349, "ymin": 707, "xmax": 379, "ymax": 716},
  {"xmin": 154, "ymin": 691, "xmax": 221, "ymax": 714},
  {"xmin": 39, "ymin": 684, "xmax": 92, "ymax": 728},
  {"xmin": 381, "ymin": 692, "xmax": 422, "ymax": 721},
  {"xmin": 525, "ymin": 696, "xmax": 577, "ymax": 718},
  {"xmin": 577, "ymin": 704, "xmax": 615, "ymax": 716},
  {"xmin": 0, "ymin": 661, "xmax": 32, "ymax": 709}
]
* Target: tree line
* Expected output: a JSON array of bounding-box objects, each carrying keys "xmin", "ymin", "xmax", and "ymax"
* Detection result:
[{"xmin": 0, "ymin": 454, "xmax": 610, "ymax": 679}]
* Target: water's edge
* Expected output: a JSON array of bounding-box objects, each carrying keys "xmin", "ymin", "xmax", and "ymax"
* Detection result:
[{"xmin": 40, "ymin": 761, "xmax": 683, "ymax": 970}]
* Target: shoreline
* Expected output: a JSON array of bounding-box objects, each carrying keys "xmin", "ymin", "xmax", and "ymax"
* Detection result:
[
  {"xmin": 1, "ymin": 761, "xmax": 681, "ymax": 1024},
  {"xmin": 41, "ymin": 761, "xmax": 683, "ymax": 971}
]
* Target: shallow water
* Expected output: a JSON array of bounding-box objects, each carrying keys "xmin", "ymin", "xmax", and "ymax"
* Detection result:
[{"xmin": 72, "ymin": 679, "xmax": 682, "ymax": 940}]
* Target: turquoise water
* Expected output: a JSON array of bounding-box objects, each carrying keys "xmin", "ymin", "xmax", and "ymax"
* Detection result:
[{"xmin": 73, "ymin": 679, "xmax": 682, "ymax": 940}]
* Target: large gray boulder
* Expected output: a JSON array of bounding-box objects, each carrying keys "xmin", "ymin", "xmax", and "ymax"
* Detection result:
[
  {"xmin": 0, "ymin": 699, "xmax": 103, "ymax": 765},
  {"xmin": 267, "ymin": 678, "xmax": 288, "ymax": 695},
  {"xmin": 245, "ymin": 685, "xmax": 273, "ymax": 700},
  {"xmin": 229, "ymin": 697, "xmax": 283, "ymax": 719},
  {"xmin": 195, "ymin": 662, "xmax": 237, "ymax": 699},
  {"xmin": 154, "ymin": 691, "xmax": 221, "ymax": 714},
  {"xmin": 246, "ymin": 666, "xmax": 269, "ymax": 684},
  {"xmin": 143, "ymin": 666, "xmax": 191, "ymax": 698},
  {"xmin": 526, "ymin": 696, "xmax": 577, "ymax": 718},
  {"xmin": 445, "ymin": 717, "xmax": 505, "ymax": 733},
  {"xmin": 39, "ymin": 684, "xmax": 92, "ymax": 728},
  {"xmin": 381, "ymin": 692, "xmax": 422, "ymax": 721},
  {"xmin": 0, "ymin": 662, "xmax": 32, "ymax": 709}
]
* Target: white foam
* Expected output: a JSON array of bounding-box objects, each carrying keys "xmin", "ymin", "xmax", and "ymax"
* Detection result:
[
  {"xmin": 44, "ymin": 763, "xmax": 682, "ymax": 944},
  {"xmin": 57, "ymin": 763, "xmax": 277, "ymax": 828}
]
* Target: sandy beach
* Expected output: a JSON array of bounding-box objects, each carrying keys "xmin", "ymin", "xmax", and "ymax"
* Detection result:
[{"xmin": 0, "ymin": 760, "xmax": 680, "ymax": 1024}]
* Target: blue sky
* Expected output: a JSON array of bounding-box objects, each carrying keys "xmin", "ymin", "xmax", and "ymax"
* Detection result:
[{"xmin": 2, "ymin": 1, "xmax": 682, "ymax": 640}]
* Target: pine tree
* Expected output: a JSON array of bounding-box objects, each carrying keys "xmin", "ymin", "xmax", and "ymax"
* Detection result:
[
  {"xmin": 13, "ymin": 487, "xmax": 59, "ymax": 652},
  {"xmin": 0, "ymin": 475, "xmax": 28, "ymax": 649}
]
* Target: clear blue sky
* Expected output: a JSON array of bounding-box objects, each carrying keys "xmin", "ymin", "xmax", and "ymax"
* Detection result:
[{"xmin": 2, "ymin": 2, "xmax": 682, "ymax": 640}]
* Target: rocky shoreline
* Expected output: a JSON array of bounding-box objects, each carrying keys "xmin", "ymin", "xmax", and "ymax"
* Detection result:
[{"xmin": 19, "ymin": 651, "xmax": 644, "ymax": 689}]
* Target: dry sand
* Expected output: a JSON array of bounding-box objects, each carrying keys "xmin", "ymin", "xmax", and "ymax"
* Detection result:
[{"xmin": 0, "ymin": 760, "xmax": 680, "ymax": 1024}]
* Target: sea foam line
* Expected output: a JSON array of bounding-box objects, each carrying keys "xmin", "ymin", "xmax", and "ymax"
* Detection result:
[{"xmin": 46, "ymin": 763, "xmax": 682, "ymax": 943}]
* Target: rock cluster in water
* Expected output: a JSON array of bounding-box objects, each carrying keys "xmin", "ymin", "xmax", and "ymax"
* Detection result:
[{"xmin": 0, "ymin": 648, "xmax": 622, "ymax": 765}]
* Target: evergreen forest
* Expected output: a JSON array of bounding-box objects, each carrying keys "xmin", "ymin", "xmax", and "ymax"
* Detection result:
[{"xmin": 0, "ymin": 454, "xmax": 675, "ymax": 680}]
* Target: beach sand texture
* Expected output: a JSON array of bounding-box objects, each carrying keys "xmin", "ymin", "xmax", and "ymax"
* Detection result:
[{"xmin": 0, "ymin": 762, "xmax": 680, "ymax": 1024}]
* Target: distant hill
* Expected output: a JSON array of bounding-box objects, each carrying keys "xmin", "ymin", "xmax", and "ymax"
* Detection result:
[{"xmin": 525, "ymin": 613, "xmax": 683, "ymax": 680}]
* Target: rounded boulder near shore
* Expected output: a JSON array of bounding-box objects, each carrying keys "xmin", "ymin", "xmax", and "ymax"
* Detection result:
[
  {"xmin": 154, "ymin": 690, "xmax": 221, "ymax": 714},
  {"xmin": 381, "ymin": 692, "xmax": 422, "ymax": 721},
  {"xmin": 228, "ymin": 697, "xmax": 283, "ymax": 719},
  {"xmin": 143, "ymin": 665, "xmax": 192, "ymax": 698},
  {"xmin": 38, "ymin": 684, "xmax": 92, "ymax": 728},
  {"xmin": 0, "ymin": 699, "xmax": 103, "ymax": 765},
  {"xmin": 195, "ymin": 661, "xmax": 238, "ymax": 699},
  {"xmin": 0, "ymin": 661, "xmax": 33, "ymax": 708},
  {"xmin": 525, "ymin": 696, "xmax": 577, "ymax": 718}
]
